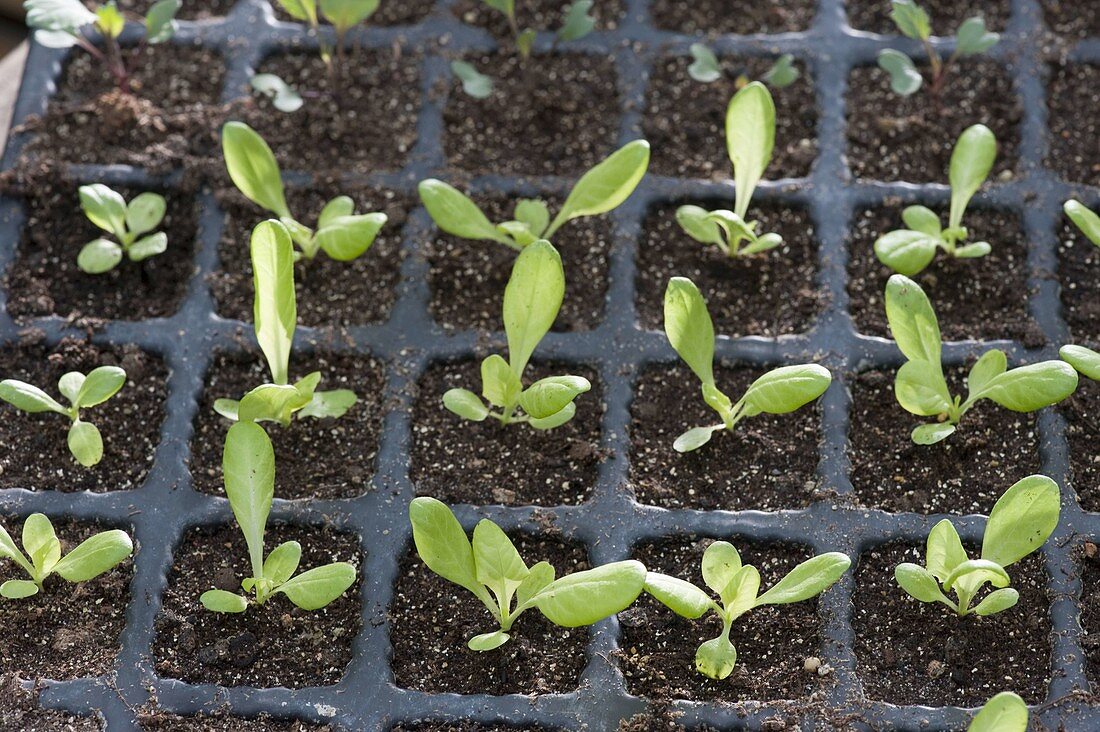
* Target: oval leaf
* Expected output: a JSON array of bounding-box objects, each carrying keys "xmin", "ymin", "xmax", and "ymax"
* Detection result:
[
  {"xmin": 250, "ymin": 220, "xmax": 297, "ymax": 386},
  {"xmin": 547, "ymin": 140, "xmax": 650, "ymax": 236},
  {"xmin": 874, "ymin": 229, "xmax": 939, "ymax": 276},
  {"xmin": 695, "ymin": 633, "xmax": 737, "ymax": 680},
  {"xmin": 53, "ymin": 529, "xmax": 132, "ymax": 582},
  {"xmin": 533, "ymin": 560, "xmax": 646, "ymax": 627},
  {"xmin": 1061, "ymin": 345, "xmax": 1100, "ymax": 381},
  {"xmin": 315, "ymin": 213, "xmax": 387, "ymax": 261},
  {"xmin": 443, "ymin": 388, "xmax": 490, "ymax": 422},
  {"xmin": 968, "ymin": 691, "xmax": 1029, "ymax": 732},
  {"xmin": 467, "ymin": 630, "xmax": 510, "ymax": 651},
  {"xmin": 982, "ymin": 474, "xmax": 1060, "ymax": 567},
  {"xmin": 0, "ymin": 380, "xmax": 66, "ymax": 414},
  {"xmin": 726, "ymin": 82, "xmax": 774, "ymax": 219},
  {"xmin": 1065, "ymin": 200, "xmax": 1100, "ymax": 247},
  {"xmin": 67, "ymin": 420, "xmax": 103, "ymax": 467},
  {"xmin": 644, "ymin": 572, "xmax": 712, "ymax": 619},
  {"xmin": 223, "ymin": 421, "xmax": 275, "ymax": 577},
  {"xmin": 980, "ymin": 360, "xmax": 1078, "ymax": 412},
  {"xmin": 126, "ymin": 192, "xmax": 167, "ymax": 235},
  {"xmin": 78, "ymin": 238, "xmax": 123, "ymax": 274},
  {"xmin": 1, "ymin": 579, "xmax": 40, "ymax": 599},
  {"xmin": 948, "ymin": 124, "xmax": 996, "ymax": 229},
  {"xmin": 277, "ymin": 562, "xmax": 356, "ymax": 611},
  {"xmin": 222, "ymin": 122, "xmax": 290, "ymax": 219},
  {"xmin": 519, "ymin": 375, "xmax": 590, "ymax": 419},
  {"xmin": 664, "ymin": 277, "xmax": 715, "ymax": 386},
  {"xmin": 743, "ymin": 364, "xmax": 831, "ymax": 415},
  {"xmin": 895, "ymin": 562, "xmax": 948, "ymax": 603},
  {"xmin": 200, "ymin": 589, "xmax": 249, "ymax": 613},
  {"xmin": 409, "ymin": 497, "xmax": 483, "ymax": 598},
  {"xmin": 504, "ymin": 240, "xmax": 564, "ymax": 375},
  {"xmin": 755, "ymin": 552, "xmax": 850, "ymax": 606},
  {"xmin": 76, "ymin": 366, "xmax": 126, "ymax": 408}
]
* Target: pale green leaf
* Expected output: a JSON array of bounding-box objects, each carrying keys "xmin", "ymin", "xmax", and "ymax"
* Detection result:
[
  {"xmin": 982, "ymin": 474, "xmax": 1060, "ymax": 567},
  {"xmin": 956, "ymin": 17, "xmax": 999, "ymax": 56},
  {"xmin": 556, "ymin": 0, "xmax": 594, "ymax": 42},
  {"xmin": 75, "ymin": 366, "xmax": 125, "ymax": 408},
  {"xmin": 418, "ymin": 179, "xmax": 511, "ymax": 244},
  {"xmin": 874, "ymin": 229, "xmax": 939, "ymax": 276},
  {"xmin": 925, "ymin": 519, "xmax": 967, "ymax": 581},
  {"xmin": 408, "ymin": 497, "xmax": 485, "ymax": 599},
  {"xmin": 53, "ymin": 529, "xmax": 132, "ymax": 582},
  {"xmin": 126, "ymin": 192, "xmax": 167, "ymax": 235},
  {"xmin": 443, "ymin": 388, "xmax": 489, "ymax": 421},
  {"xmin": 979, "ymin": 360, "xmax": 1078, "ymax": 412},
  {"xmin": 222, "ymin": 122, "xmax": 291, "ymax": 219},
  {"xmin": 319, "ymin": 0, "xmax": 378, "ymax": 30},
  {"xmin": 451, "ymin": 60, "xmax": 493, "ymax": 99},
  {"xmin": 277, "ymin": 562, "xmax": 356, "ymax": 610},
  {"xmin": 695, "ymin": 633, "xmax": 736, "ymax": 679},
  {"xmin": 79, "ymin": 184, "xmax": 127, "ymax": 238},
  {"xmin": 128, "ymin": 233, "xmax": 168, "ymax": 262},
  {"xmin": 223, "ymin": 421, "xmax": 275, "ymax": 579},
  {"xmin": 481, "ymin": 354, "xmax": 521, "ymax": 409},
  {"xmin": 948, "ymin": 124, "xmax": 996, "ymax": 230},
  {"xmin": 67, "ymin": 420, "xmax": 103, "ymax": 467},
  {"xmin": 644, "ymin": 572, "xmax": 712, "ymax": 619},
  {"xmin": 519, "ymin": 375, "xmax": 590, "ymax": 419},
  {"xmin": 250, "ymin": 73, "xmax": 303, "ymax": 113},
  {"xmin": 761, "ymin": 54, "xmax": 799, "ymax": 88},
  {"xmin": 877, "ymin": 49, "xmax": 923, "ymax": 96},
  {"xmin": 895, "ymin": 562, "xmax": 950, "ymax": 604},
  {"xmin": 688, "ymin": 43, "xmax": 721, "ymax": 83},
  {"xmin": 262, "ymin": 540, "xmax": 301, "ymax": 586},
  {"xmin": 504, "ymin": 240, "xmax": 564, "ymax": 375},
  {"xmin": 145, "ymin": 0, "xmax": 179, "ymax": 42},
  {"xmin": 78, "ymin": 239, "xmax": 123, "ymax": 273},
  {"xmin": 726, "ymin": 82, "xmax": 774, "ymax": 219},
  {"xmin": 472, "ymin": 519, "xmax": 528, "ymax": 607},
  {"xmin": 911, "ymin": 422, "xmax": 956, "ymax": 444},
  {"xmin": 673, "ymin": 424, "xmax": 724, "ymax": 452},
  {"xmin": 1061, "ymin": 345, "xmax": 1100, "ymax": 381},
  {"xmin": 0, "ymin": 380, "xmax": 67, "ymax": 414},
  {"xmin": 1065, "ymin": 200, "xmax": 1100, "ymax": 247},
  {"xmin": 889, "ymin": 0, "xmax": 930, "ymax": 39},
  {"xmin": 315, "ymin": 213, "xmax": 386, "ymax": 261},
  {"xmin": 533, "ymin": 560, "xmax": 646, "ymax": 626},
  {"xmin": 742, "ymin": 364, "xmax": 831, "ymax": 415},
  {"xmin": 200, "ymin": 589, "xmax": 249, "ymax": 613},
  {"xmin": 1, "ymin": 579, "xmax": 40, "ymax": 599},
  {"xmin": 968, "ymin": 691, "xmax": 1029, "ymax": 732},
  {"xmin": 468, "ymin": 630, "xmax": 510, "ymax": 651},
  {"xmin": 967, "ymin": 349, "xmax": 1007, "ymax": 402},
  {"xmin": 755, "ymin": 553, "xmax": 850, "ymax": 605},
  {"xmin": 663, "ymin": 277, "xmax": 715, "ymax": 386},
  {"xmin": 701, "ymin": 541, "xmax": 742, "ymax": 595},
  {"xmin": 972, "ymin": 587, "xmax": 1019, "ymax": 616},
  {"xmin": 250, "ymin": 220, "xmax": 296, "ymax": 386},
  {"xmin": 297, "ymin": 389, "xmax": 357, "ymax": 419},
  {"xmin": 547, "ymin": 140, "xmax": 650, "ymax": 236}
]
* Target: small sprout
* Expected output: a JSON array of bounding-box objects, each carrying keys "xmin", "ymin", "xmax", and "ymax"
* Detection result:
[
  {"xmin": 643, "ymin": 541, "xmax": 850, "ymax": 679},
  {"xmin": 688, "ymin": 43, "xmax": 722, "ymax": 83},
  {"xmin": 409, "ymin": 496, "xmax": 645, "ymax": 650},
  {"xmin": 272, "ymin": 0, "xmax": 379, "ymax": 80},
  {"xmin": 663, "ymin": 277, "xmax": 831, "ymax": 452},
  {"xmin": 0, "ymin": 514, "xmax": 132, "ymax": 599},
  {"xmin": 481, "ymin": 0, "xmax": 533, "ymax": 58},
  {"xmin": 556, "ymin": 0, "xmax": 595, "ymax": 43},
  {"xmin": 0, "ymin": 366, "xmax": 126, "ymax": 467},
  {"xmin": 443, "ymin": 240, "xmax": 591, "ymax": 429},
  {"xmin": 968, "ymin": 691, "xmax": 1029, "ymax": 732},
  {"xmin": 676, "ymin": 82, "xmax": 783, "ymax": 257},
  {"xmin": 761, "ymin": 54, "xmax": 800, "ymax": 88},
  {"xmin": 686, "ymin": 46, "xmax": 798, "ymax": 89},
  {"xmin": 200, "ymin": 422, "xmax": 356, "ymax": 613},
  {"xmin": 222, "ymin": 122, "xmax": 387, "ymax": 263},
  {"xmin": 250, "ymin": 74, "xmax": 304, "ymax": 113},
  {"xmin": 76, "ymin": 184, "xmax": 168, "ymax": 274},
  {"xmin": 419, "ymin": 139, "xmax": 649, "ymax": 251},
  {"xmin": 874, "ymin": 125, "xmax": 997, "ymax": 275},
  {"xmin": 1064, "ymin": 200, "xmax": 1100, "ymax": 247},
  {"xmin": 885, "ymin": 274, "xmax": 1078, "ymax": 445},
  {"xmin": 451, "ymin": 60, "xmax": 494, "ymax": 99},
  {"xmin": 1061, "ymin": 345, "xmax": 1100, "ymax": 381},
  {"xmin": 895, "ymin": 475, "xmax": 1059, "ymax": 617}
]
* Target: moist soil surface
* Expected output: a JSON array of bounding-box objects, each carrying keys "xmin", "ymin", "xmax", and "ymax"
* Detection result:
[
  {"xmin": 5, "ymin": 176, "xmax": 198, "ymax": 323},
  {"xmin": 452, "ymin": 0, "xmax": 625, "ymax": 36},
  {"xmin": 0, "ymin": 338, "xmax": 167, "ymax": 493},
  {"xmin": 629, "ymin": 364, "xmax": 827, "ymax": 511},
  {"xmin": 617, "ymin": 538, "xmax": 829, "ymax": 703},
  {"xmin": 136, "ymin": 712, "xmax": 330, "ymax": 730},
  {"xmin": 392, "ymin": 725, "xmax": 558, "ymax": 732},
  {"xmin": 1047, "ymin": 63, "xmax": 1100, "ymax": 188},
  {"xmin": 109, "ymin": 0, "xmax": 236, "ymax": 19},
  {"xmin": 152, "ymin": 523, "xmax": 361, "ymax": 688},
  {"xmin": 0, "ymin": 519, "xmax": 133, "ymax": 679},
  {"xmin": 846, "ymin": 368, "xmax": 1041, "ymax": 515},
  {"xmin": 20, "ymin": 44, "xmax": 225, "ymax": 172},
  {"xmin": 389, "ymin": 534, "xmax": 589, "ymax": 695},
  {"xmin": 189, "ymin": 350, "xmax": 385, "ymax": 500},
  {"xmin": 643, "ymin": 55, "xmax": 817, "ymax": 181},
  {"xmin": 273, "ymin": 0, "xmax": 435, "ymax": 25},
  {"xmin": 410, "ymin": 361, "xmax": 603, "ymax": 506},
  {"xmin": 0, "ymin": 674, "xmax": 100, "ymax": 731},
  {"xmin": 210, "ymin": 185, "xmax": 408, "ymax": 327},
  {"xmin": 648, "ymin": 0, "xmax": 816, "ymax": 34},
  {"xmin": 846, "ymin": 0, "xmax": 1011, "ymax": 34},
  {"xmin": 426, "ymin": 195, "xmax": 610, "ymax": 333},
  {"xmin": 1077, "ymin": 542, "xmax": 1100, "ymax": 691},
  {"xmin": 1058, "ymin": 219, "xmax": 1100, "ymax": 343},
  {"xmin": 853, "ymin": 541, "xmax": 1052, "ymax": 706},
  {"xmin": 846, "ymin": 205, "xmax": 1041, "ymax": 345},
  {"xmin": 846, "ymin": 61, "xmax": 1021, "ymax": 182},
  {"xmin": 443, "ymin": 53, "xmax": 620, "ymax": 177},
  {"xmin": 636, "ymin": 203, "xmax": 822, "ymax": 336},
  {"xmin": 1040, "ymin": 0, "xmax": 1100, "ymax": 39},
  {"xmin": 1063, "ymin": 379, "xmax": 1100, "ymax": 512}
]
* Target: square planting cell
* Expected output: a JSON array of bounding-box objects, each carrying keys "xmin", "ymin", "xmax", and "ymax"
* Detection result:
[
  {"xmin": 1047, "ymin": 64, "xmax": 1100, "ymax": 188},
  {"xmin": 845, "ymin": 0, "xmax": 1010, "ymax": 34},
  {"xmin": 648, "ymin": 0, "xmax": 815, "ymax": 34}
]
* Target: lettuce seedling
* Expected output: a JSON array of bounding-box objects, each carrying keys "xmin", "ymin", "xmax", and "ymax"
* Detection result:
[
  {"xmin": 451, "ymin": 60, "xmax": 493, "ymax": 99},
  {"xmin": 895, "ymin": 474, "xmax": 1059, "ymax": 617},
  {"xmin": 687, "ymin": 45, "xmax": 800, "ymax": 89},
  {"xmin": 877, "ymin": 0, "xmax": 999, "ymax": 99},
  {"xmin": 478, "ymin": 0, "xmax": 595, "ymax": 61},
  {"xmin": 200, "ymin": 421, "xmax": 357, "ymax": 613},
  {"xmin": 213, "ymin": 220, "xmax": 358, "ymax": 426},
  {"xmin": 1061, "ymin": 345, "xmax": 1100, "ymax": 382},
  {"xmin": 443, "ymin": 240, "xmax": 590, "ymax": 429},
  {"xmin": 76, "ymin": 184, "xmax": 168, "ymax": 274},
  {"xmin": 663, "ymin": 277, "xmax": 831, "ymax": 452},
  {"xmin": 1065, "ymin": 200, "xmax": 1100, "ymax": 247},
  {"xmin": 969, "ymin": 691, "xmax": 1029, "ymax": 732},
  {"xmin": 0, "ymin": 514, "xmax": 132, "ymax": 599},
  {"xmin": 643, "ymin": 541, "xmax": 849, "ymax": 679},
  {"xmin": 409, "ymin": 496, "xmax": 644, "ymax": 650},
  {"xmin": 0, "ymin": 366, "xmax": 126, "ymax": 467},
  {"xmin": 24, "ymin": 0, "xmax": 179, "ymax": 93},
  {"xmin": 272, "ymin": 0, "xmax": 378, "ymax": 76},
  {"xmin": 676, "ymin": 82, "xmax": 783, "ymax": 257},
  {"xmin": 222, "ymin": 121, "xmax": 386, "ymax": 263},
  {"xmin": 874, "ymin": 125, "xmax": 997, "ymax": 275},
  {"xmin": 884, "ymin": 274, "xmax": 1079, "ymax": 444},
  {"xmin": 419, "ymin": 140, "xmax": 650, "ymax": 251}
]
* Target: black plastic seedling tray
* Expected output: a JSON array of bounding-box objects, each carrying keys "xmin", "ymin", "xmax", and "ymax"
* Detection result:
[{"xmin": 1, "ymin": 0, "xmax": 1098, "ymax": 729}]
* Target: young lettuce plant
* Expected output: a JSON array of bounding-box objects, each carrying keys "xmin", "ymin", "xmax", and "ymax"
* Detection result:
[
  {"xmin": 222, "ymin": 121, "xmax": 386, "ymax": 263},
  {"xmin": 76, "ymin": 184, "xmax": 168, "ymax": 274},
  {"xmin": 663, "ymin": 277, "xmax": 831, "ymax": 452},
  {"xmin": 968, "ymin": 691, "xmax": 1029, "ymax": 732},
  {"xmin": 1064, "ymin": 200, "xmax": 1100, "ymax": 247},
  {"xmin": 874, "ymin": 125, "xmax": 997, "ymax": 275},
  {"xmin": 270, "ymin": 0, "xmax": 379, "ymax": 81},
  {"xmin": 0, "ymin": 514, "xmax": 132, "ymax": 599},
  {"xmin": 442, "ymin": 240, "xmax": 590, "ymax": 429},
  {"xmin": 419, "ymin": 139, "xmax": 650, "ymax": 252},
  {"xmin": 1061, "ymin": 345, "xmax": 1100, "ymax": 382},
  {"xmin": 478, "ymin": 0, "xmax": 596, "ymax": 61},
  {"xmin": 676, "ymin": 82, "xmax": 782, "ymax": 258},
  {"xmin": 409, "ymin": 496, "xmax": 644, "ymax": 650},
  {"xmin": 884, "ymin": 274, "xmax": 1079, "ymax": 444},
  {"xmin": 0, "ymin": 366, "xmax": 126, "ymax": 467},
  {"xmin": 687, "ymin": 45, "xmax": 800, "ymax": 89},
  {"xmin": 643, "ymin": 541, "xmax": 850, "ymax": 679},
  {"xmin": 895, "ymin": 474, "xmax": 1059, "ymax": 617},
  {"xmin": 200, "ymin": 421, "xmax": 357, "ymax": 613}
]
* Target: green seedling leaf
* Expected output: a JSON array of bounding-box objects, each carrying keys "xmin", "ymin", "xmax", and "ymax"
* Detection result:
[
  {"xmin": 409, "ymin": 497, "xmax": 484, "ymax": 598},
  {"xmin": 443, "ymin": 388, "xmax": 490, "ymax": 421},
  {"xmin": 1061, "ymin": 345, "xmax": 1100, "ymax": 381},
  {"xmin": 80, "ymin": 184, "xmax": 127, "ymax": 238},
  {"xmin": 877, "ymin": 49, "xmax": 923, "ymax": 96},
  {"xmin": 504, "ymin": 240, "xmax": 564, "ymax": 376},
  {"xmin": 761, "ymin": 54, "xmax": 799, "ymax": 88},
  {"xmin": 58, "ymin": 372, "xmax": 83, "ymax": 405},
  {"xmin": 222, "ymin": 122, "xmax": 291, "ymax": 219},
  {"xmin": 675, "ymin": 205, "xmax": 725, "ymax": 246},
  {"xmin": 297, "ymin": 389, "xmax": 357, "ymax": 419},
  {"xmin": 911, "ymin": 422, "xmax": 956, "ymax": 444},
  {"xmin": 954, "ymin": 241, "xmax": 991, "ymax": 258},
  {"xmin": 1065, "ymin": 200, "xmax": 1100, "ymax": 246},
  {"xmin": 481, "ymin": 354, "xmax": 521, "ymax": 409},
  {"xmin": 533, "ymin": 560, "xmax": 646, "ymax": 626},
  {"xmin": 515, "ymin": 199, "xmax": 550, "ymax": 238},
  {"xmin": 67, "ymin": 420, "xmax": 103, "ymax": 467},
  {"xmin": 95, "ymin": 3, "xmax": 124, "ymax": 38},
  {"xmin": 742, "ymin": 364, "xmax": 831, "ymax": 415},
  {"xmin": 418, "ymin": 179, "xmax": 512, "ymax": 245},
  {"xmin": 319, "ymin": 0, "xmax": 378, "ymax": 31},
  {"xmin": 547, "ymin": 140, "xmax": 650, "ymax": 236},
  {"xmin": 926, "ymin": 519, "xmax": 967, "ymax": 581},
  {"xmin": 277, "ymin": 0, "xmax": 318, "ymax": 23},
  {"xmin": 982, "ymin": 474, "xmax": 1060, "ymax": 568},
  {"xmin": 314, "ymin": 212, "xmax": 387, "ymax": 260},
  {"xmin": 23, "ymin": 513, "xmax": 60, "ymax": 577},
  {"xmin": 516, "ymin": 28, "xmax": 536, "ymax": 57},
  {"xmin": 967, "ymin": 350, "xmax": 1009, "ymax": 402},
  {"xmin": 250, "ymin": 73, "xmax": 304, "ymax": 113},
  {"xmin": 968, "ymin": 691, "xmax": 1028, "ymax": 732},
  {"xmin": 902, "ymin": 205, "xmax": 942, "ymax": 236},
  {"xmin": 663, "ymin": 277, "xmax": 715, "ymax": 386},
  {"xmin": 0, "ymin": 379, "xmax": 67, "ymax": 414},
  {"xmin": 468, "ymin": 630, "xmax": 510, "ymax": 651},
  {"xmin": 874, "ymin": 229, "xmax": 939, "ymax": 276},
  {"xmin": 25, "ymin": 0, "xmax": 96, "ymax": 33},
  {"xmin": 695, "ymin": 633, "xmax": 736, "ymax": 679},
  {"xmin": 701, "ymin": 541, "xmax": 742, "ymax": 594},
  {"xmin": 884, "ymin": 274, "xmax": 944, "ymax": 366},
  {"xmin": 644, "ymin": 572, "xmax": 713, "ymax": 618},
  {"xmin": 726, "ymin": 82, "xmax": 775, "ymax": 219},
  {"xmin": 755, "ymin": 553, "xmax": 850, "ymax": 605},
  {"xmin": 452, "ymin": 60, "xmax": 493, "ymax": 99},
  {"xmin": 528, "ymin": 402, "xmax": 576, "ymax": 429},
  {"xmin": 673, "ymin": 424, "xmax": 724, "ymax": 452},
  {"xmin": 688, "ymin": 43, "xmax": 722, "ymax": 83},
  {"xmin": 1, "ymin": 579, "xmax": 40, "ymax": 599},
  {"xmin": 128, "ymin": 233, "xmax": 168, "ymax": 261},
  {"xmin": 889, "ymin": 0, "xmax": 931, "ymax": 39},
  {"xmin": 223, "ymin": 421, "xmax": 275, "ymax": 580},
  {"xmin": 126, "ymin": 192, "xmax": 167, "ymax": 235},
  {"xmin": 53, "ymin": 529, "xmax": 132, "ymax": 582},
  {"xmin": 200, "ymin": 589, "xmax": 249, "ymax": 613},
  {"xmin": 76, "ymin": 366, "xmax": 126, "ymax": 408},
  {"xmin": 972, "ymin": 587, "xmax": 1019, "ymax": 616},
  {"xmin": 948, "ymin": 124, "xmax": 996, "ymax": 230},
  {"xmin": 519, "ymin": 375, "xmax": 591, "ymax": 420},
  {"xmin": 145, "ymin": 0, "xmax": 180, "ymax": 43},
  {"xmin": 896, "ymin": 563, "xmax": 952, "ymax": 604},
  {"xmin": 979, "ymin": 360, "xmax": 1078, "ymax": 412},
  {"xmin": 277, "ymin": 562, "xmax": 356, "ymax": 610},
  {"xmin": 516, "ymin": 561, "xmax": 555, "ymax": 606},
  {"xmin": 251, "ymin": 220, "xmax": 296, "ymax": 386},
  {"xmin": 78, "ymin": 239, "xmax": 123, "ymax": 273},
  {"xmin": 262, "ymin": 541, "xmax": 302, "ymax": 586},
  {"xmin": 473, "ymin": 520, "xmax": 528, "ymax": 608},
  {"xmin": 557, "ymin": 0, "xmax": 595, "ymax": 42},
  {"xmin": 956, "ymin": 16, "xmax": 999, "ymax": 56}
]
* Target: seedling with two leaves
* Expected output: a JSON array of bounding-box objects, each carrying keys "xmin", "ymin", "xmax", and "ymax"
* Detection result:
[
  {"xmin": 663, "ymin": 277, "xmax": 831, "ymax": 452},
  {"xmin": 969, "ymin": 692, "xmax": 1029, "ymax": 732},
  {"xmin": 419, "ymin": 139, "xmax": 649, "ymax": 251},
  {"xmin": 0, "ymin": 365, "xmax": 126, "ymax": 467},
  {"xmin": 895, "ymin": 474, "xmax": 1059, "ymax": 617},
  {"xmin": 874, "ymin": 125, "xmax": 997, "ymax": 275},
  {"xmin": 643, "ymin": 541, "xmax": 850, "ymax": 679},
  {"xmin": 884, "ymin": 274, "xmax": 1079, "ymax": 445},
  {"xmin": 76, "ymin": 184, "xmax": 168, "ymax": 274},
  {"xmin": 409, "ymin": 496, "xmax": 645, "ymax": 650},
  {"xmin": 687, "ymin": 45, "xmax": 800, "ymax": 88},
  {"xmin": 200, "ymin": 421, "xmax": 357, "ymax": 613},
  {"xmin": 1065, "ymin": 199, "xmax": 1100, "ymax": 247},
  {"xmin": 443, "ymin": 240, "xmax": 590, "ymax": 429}
]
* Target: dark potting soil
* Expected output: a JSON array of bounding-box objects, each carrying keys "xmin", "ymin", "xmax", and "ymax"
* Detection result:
[
  {"xmin": 1063, "ymin": 379, "xmax": 1100, "ymax": 512},
  {"xmin": 189, "ymin": 350, "xmax": 385, "ymax": 500},
  {"xmin": 1040, "ymin": 0, "xmax": 1100, "ymax": 39},
  {"xmin": 238, "ymin": 50, "xmax": 421, "ymax": 173},
  {"xmin": 852, "ymin": 541, "xmax": 1052, "ymax": 706},
  {"xmin": 846, "ymin": 61, "xmax": 1021, "ymax": 182},
  {"xmin": 1046, "ymin": 63, "xmax": 1100, "ymax": 188},
  {"xmin": 425, "ymin": 194, "xmax": 610, "ymax": 333},
  {"xmin": 1077, "ymin": 542, "xmax": 1100, "ymax": 691},
  {"xmin": 1057, "ymin": 219, "xmax": 1100, "ymax": 344},
  {"xmin": 452, "ymin": 0, "xmax": 625, "ymax": 37},
  {"xmin": 845, "ymin": 0, "xmax": 1010, "ymax": 35},
  {"xmin": 846, "ymin": 204, "xmax": 1042, "ymax": 345},
  {"xmin": 107, "ymin": 0, "xmax": 236, "ymax": 19},
  {"xmin": 272, "ymin": 0, "xmax": 435, "ymax": 26},
  {"xmin": 617, "ymin": 538, "xmax": 830, "ymax": 704},
  {"xmin": 136, "ymin": 712, "xmax": 331, "ymax": 730},
  {"xmin": 0, "ymin": 674, "xmax": 101, "ymax": 732},
  {"xmin": 209, "ymin": 185, "xmax": 408, "ymax": 327},
  {"xmin": 628, "ymin": 364, "xmax": 827, "ymax": 512},
  {"xmin": 643, "ymin": 55, "xmax": 818, "ymax": 181},
  {"xmin": 391, "ymin": 724, "xmax": 559, "ymax": 732},
  {"xmin": 20, "ymin": 44, "xmax": 225, "ymax": 172},
  {"xmin": 442, "ymin": 53, "xmax": 621, "ymax": 177},
  {"xmin": 389, "ymin": 534, "xmax": 590, "ymax": 695},
  {"xmin": 846, "ymin": 368, "xmax": 1042, "ymax": 515},
  {"xmin": 0, "ymin": 519, "xmax": 133, "ymax": 679},
  {"xmin": 0, "ymin": 338, "xmax": 168, "ymax": 493},
  {"xmin": 409, "ymin": 361, "xmax": 603, "ymax": 506},
  {"xmin": 152, "ymin": 523, "xmax": 361, "ymax": 688},
  {"xmin": 4, "ymin": 176, "xmax": 198, "ymax": 323},
  {"xmin": 635, "ymin": 202, "xmax": 822, "ymax": 336},
  {"xmin": 648, "ymin": 0, "xmax": 816, "ymax": 34}
]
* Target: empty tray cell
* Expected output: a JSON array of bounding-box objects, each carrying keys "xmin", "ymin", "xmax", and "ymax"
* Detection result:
[
  {"xmin": 1057, "ymin": 217, "xmax": 1100, "ymax": 343},
  {"xmin": 649, "ymin": 0, "xmax": 815, "ymax": 34},
  {"xmin": 1047, "ymin": 63, "xmax": 1100, "ymax": 188},
  {"xmin": 1063, "ymin": 379, "xmax": 1100, "ymax": 512}
]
